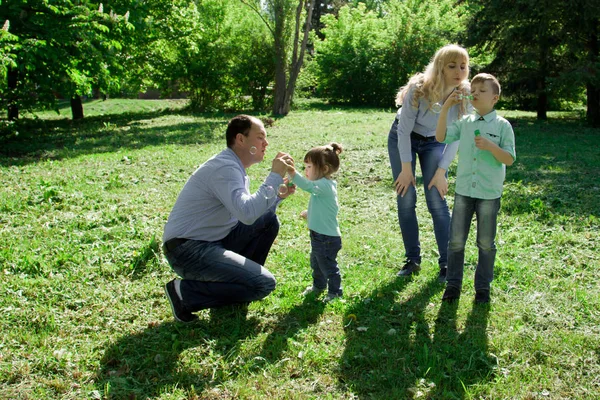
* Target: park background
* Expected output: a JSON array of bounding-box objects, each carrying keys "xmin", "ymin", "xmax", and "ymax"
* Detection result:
[{"xmin": 1, "ymin": 0, "xmax": 600, "ymax": 399}]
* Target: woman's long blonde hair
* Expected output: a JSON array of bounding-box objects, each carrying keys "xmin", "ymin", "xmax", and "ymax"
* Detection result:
[{"xmin": 395, "ymin": 44, "xmax": 470, "ymax": 116}]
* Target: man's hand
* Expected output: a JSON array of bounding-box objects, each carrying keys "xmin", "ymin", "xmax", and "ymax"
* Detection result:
[
  {"xmin": 271, "ymin": 152, "xmax": 294, "ymax": 177},
  {"xmin": 278, "ymin": 176, "xmax": 296, "ymax": 199}
]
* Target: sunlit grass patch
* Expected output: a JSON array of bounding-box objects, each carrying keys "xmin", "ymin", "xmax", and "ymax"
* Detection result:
[{"xmin": 1, "ymin": 102, "xmax": 599, "ymax": 399}]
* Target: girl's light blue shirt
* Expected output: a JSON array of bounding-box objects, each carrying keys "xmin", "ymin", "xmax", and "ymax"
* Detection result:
[{"xmin": 292, "ymin": 173, "xmax": 341, "ymax": 237}]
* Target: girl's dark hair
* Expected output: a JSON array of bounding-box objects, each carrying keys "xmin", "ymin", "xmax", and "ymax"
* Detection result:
[
  {"xmin": 304, "ymin": 142, "xmax": 343, "ymax": 176},
  {"xmin": 225, "ymin": 115, "xmax": 253, "ymax": 148}
]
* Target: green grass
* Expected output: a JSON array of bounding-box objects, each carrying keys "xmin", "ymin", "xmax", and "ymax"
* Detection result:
[{"xmin": 1, "ymin": 100, "xmax": 599, "ymax": 399}]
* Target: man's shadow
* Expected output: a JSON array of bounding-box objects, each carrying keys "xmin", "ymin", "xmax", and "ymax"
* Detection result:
[
  {"xmin": 338, "ymin": 275, "xmax": 493, "ymax": 398},
  {"xmin": 258, "ymin": 294, "xmax": 326, "ymax": 363},
  {"xmin": 95, "ymin": 310, "xmax": 260, "ymax": 399}
]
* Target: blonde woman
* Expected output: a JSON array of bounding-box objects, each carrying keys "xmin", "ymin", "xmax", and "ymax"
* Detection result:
[{"xmin": 388, "ymin": 44, "xmax": 471, "ymax": 282}]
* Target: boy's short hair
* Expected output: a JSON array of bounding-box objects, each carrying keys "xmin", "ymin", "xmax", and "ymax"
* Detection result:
[{"xmin": 471, "ymin": 73, "xmax": 501, "ymax": 96}]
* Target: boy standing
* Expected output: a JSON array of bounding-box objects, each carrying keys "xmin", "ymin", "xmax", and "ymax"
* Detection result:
[{"xmin": 435, "ymin": 73, "xmax": 516, "ymax": 304}]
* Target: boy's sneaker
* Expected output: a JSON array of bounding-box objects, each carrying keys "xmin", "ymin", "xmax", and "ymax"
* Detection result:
[
  {"xmin": 438, "ymin": 265, "xmax": 447, "ymax": 283},
  {"xmin": 324, "ymin": 293, "xmax": 342, "ymax": 303},
  {"xmin": 165, "ymin": 280, "xmax": 198, "ymax": 323},
  {"xmin": 442, "ymin": 285, "xmax": 461, "ymax": 302},
  {"xmin": 302, "ymin": 286, "xmax": 325, "ymax": 297},
  {"xmin": 397, "ymin": 260, "xmax": 421, "ymax": 277},
  {"xmin": 475, "ymin": 289, "xmax": 491, "ymax": 304}
]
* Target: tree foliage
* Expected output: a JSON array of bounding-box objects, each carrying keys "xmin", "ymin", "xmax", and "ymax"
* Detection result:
[
  {"xmin": 312, "ymin": 0, "xmax": 465, "ymax": 107},
  {"xmin": 0, "ymin": 0, "xmax": 132, "ymax": 119},
  {"xmin": 464, "ymin": 0, "xmax": 600, "ymax": 124},
  {"xmin": 121, "ymin": 0, "xmax": 274, "ymax": 111}
]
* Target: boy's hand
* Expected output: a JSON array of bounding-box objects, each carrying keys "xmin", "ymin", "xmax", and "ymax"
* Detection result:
[
  {"xmin": 474, "ymin": 136, "xmax": 497, "ymax": 151},
  {"xmin": 300, "ymin": 209, "xmax": 308, "ymax": 219},
  {"xmin": 443, "ymin": 89, "xmax": 462, "ymax": 108}
]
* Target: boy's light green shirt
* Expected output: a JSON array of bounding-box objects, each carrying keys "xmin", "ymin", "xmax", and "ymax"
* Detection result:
[
  {"xmin": 291, "ymin": 173, "xmax": 341, "ymax": 237},
  {"xmin": 443, "ymin": 110, "xmax": 516, "ymax": 199}
]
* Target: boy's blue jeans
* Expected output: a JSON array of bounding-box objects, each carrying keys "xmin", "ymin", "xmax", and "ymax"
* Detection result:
[
  {"xmin": 446, "ymin": 193, "xmax": 501, "ymax": 291},
  {"xmin": 387, "ymin": 118, "xmax": 451, "ymax": 266},
  {"xmin": 309, "ymin": 230, "xmax": 343, "ymax": 296},
  {"xmin": 164, "ymin": 210, "xmax": 278, "ymax": 312}
]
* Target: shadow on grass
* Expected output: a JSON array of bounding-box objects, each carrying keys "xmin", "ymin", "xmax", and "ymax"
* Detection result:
[
  {"xmin": 339, "ymin": 276, "xmax": 493, "ymax": 398},
  {"xmin": 96, "ymin": 310, "xmax": 260, "ymax": 399},
  {"xmin": 128, "ymin": 235, "xmax": 162, "ymax": 280},
  {"xmin": 499, "ymin": 117, "xmax": 600, "ymax": 219},
  {"xmin": 258, "ymin": 295, "xmax": 326, "ymax": 363},
  {"xmin": 0, "ymin": 109, "xmax": 233, "ymax": 167}
]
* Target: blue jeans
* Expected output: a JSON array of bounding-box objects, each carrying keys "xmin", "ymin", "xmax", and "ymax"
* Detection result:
[
  {"xmin": 387, "ymin": 117, "xmax": 451, "ymax": 266},
  {"xmin": 446, "ymin": 194, "xmax": 501, "ymax": 291},
  {"xmin": 164, "ymin": 210, "xmax": 278, "ymax": 311},
  {"xmin": 310, "ymin": 230, "xmax": 343, "ymax": 296}
]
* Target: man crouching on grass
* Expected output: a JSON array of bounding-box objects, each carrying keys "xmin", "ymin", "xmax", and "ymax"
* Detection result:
[{"xmin": 162, "ymin": 115, "xmax": 296, "ymax": 322}]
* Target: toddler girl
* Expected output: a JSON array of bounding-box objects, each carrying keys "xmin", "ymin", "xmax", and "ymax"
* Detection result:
[{"xmin": 289, "ymin": 143, "xmax": 343, "ymax": 301}]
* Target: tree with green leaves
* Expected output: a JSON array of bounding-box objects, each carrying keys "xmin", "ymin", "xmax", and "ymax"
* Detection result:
[
  {"xmin": 464, "ymin": 0, "xmax": 599, "ymax": 125},
  {"xmin": 312, "ymin": 0, "xmax": 465, "ymax": 106},
  {"xmin": 0, "ymin": 0, "xmax": 132, "ymax": 120},
  {"xmin": 242, "ymin": 0, "xmax": 316, "ymax": 115},
  {"xmin": 115, "ymin": 0, "xmax": 274, "ymax": 111}
]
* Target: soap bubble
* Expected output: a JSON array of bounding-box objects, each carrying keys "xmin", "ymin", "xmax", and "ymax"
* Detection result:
[
  {"xmin": 264, "ymin": 185, "xmax": 276, "ymax": 199},
  {"xmin": 278, "ymin": 184, "xmax": 288, "ymax": 196},
  {"xmin": 431, "ymin": 102, "xmax": 443, "ymax": 114},
  {"xmin": 249, "ymin": 146, "xmax": 257, "ymax": 155}
]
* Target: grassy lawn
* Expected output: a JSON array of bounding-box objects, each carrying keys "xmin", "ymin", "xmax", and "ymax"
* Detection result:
[{"xmin": 1, "ymin": 99, "xmax": 599, "ymax": 399}]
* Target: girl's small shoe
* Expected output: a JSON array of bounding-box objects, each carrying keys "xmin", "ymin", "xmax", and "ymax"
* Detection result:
[
  {"xmin": 324, "ymin": 293, "xmax": 342, "ymax": 303},
  {"xmin": 302, "ymin": 286, "xmax": 325, "ymax": 297}
]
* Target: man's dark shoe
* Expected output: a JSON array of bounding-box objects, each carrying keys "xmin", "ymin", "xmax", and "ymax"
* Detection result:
[
  {"xmin": 438, "ymin": 265, "xmax": 447, "ymax": 283},
  {"xmin": 475, "ymin": 289, "xmax": 491, "ymax": 304},
  {"xmin": 397, "ymin": 260, "xmax": 421, "ymax": 277},
  {"xmin": 442, "ymin": 285, "xmax": 461, "ymax": 302},
  {"xmin": 165, "ymin": 280, "xmax": 198, "ymax": 323}
]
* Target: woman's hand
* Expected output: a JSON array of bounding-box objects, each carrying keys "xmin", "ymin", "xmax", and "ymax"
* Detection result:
[
  {"xmin": 427, "ymin": 168, "xmax": 448, "ymax": 200},
  {"xmin": 394, "ymin": 166, "xmax": 416, "ymax": 197}
]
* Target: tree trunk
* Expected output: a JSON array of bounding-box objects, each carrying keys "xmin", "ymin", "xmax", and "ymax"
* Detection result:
[
  {"xmin": 272, "ymin": 0, "xmax": 288, "ymax": 116},
  {"xmin": 586, "ymin": 19, "xmax": 599, "ymax": 127},
  {"xmin": 7, "ymin": 67, "xmax": 18, "ymax": 121},
  {"xmin": 587, "ymin": 83, "xmax": 600, "ymax": 128},
  {"xmin": 536, "ymin": 44, "xmax": 548, "ymax": 120},
  {"xmin": 272, "ymin": 0, "xmax": 316, "ymax": 116},
  {"xmin": 71, "ymin": 96, "xmax": 84, "ymax": 120},
  {"xmin": 536, "ymin": 89, "xmax": 547, "ymax": 120}
]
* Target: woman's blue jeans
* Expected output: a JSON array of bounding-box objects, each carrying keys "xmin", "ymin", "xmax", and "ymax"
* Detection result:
[
  {"xmin": 446, "ymin": 194, "xmax": 500, "ymax": 291},
  {"xmin": 309, "ymin": 230, "xmax": 343, "ymax": 296},
  {"xmin": 164, "ymin": 210, "xmax": 279, "ymax": 312},
  {"xmin": 387, "ymin": 118, "xmax": 451, "ymax": 266}
]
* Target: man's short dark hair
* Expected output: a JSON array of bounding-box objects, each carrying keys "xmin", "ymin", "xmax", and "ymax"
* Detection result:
[{"xmin": 226, "ymin": 115, "xmax": 254, "ymax": 148}]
